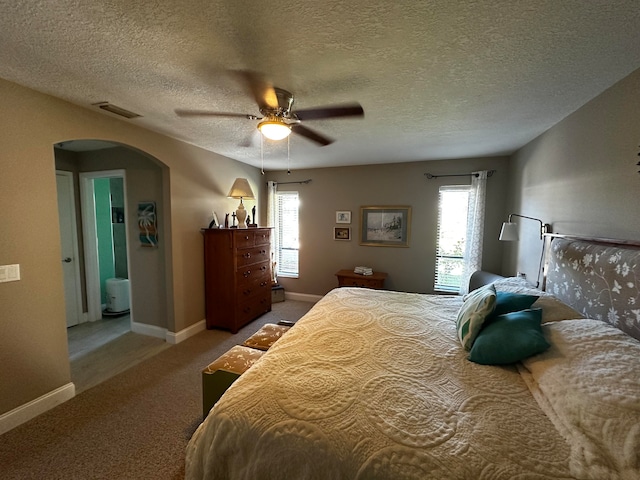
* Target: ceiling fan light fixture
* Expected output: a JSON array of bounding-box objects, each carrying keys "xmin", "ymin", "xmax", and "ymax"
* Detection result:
[{"xmin": 258, "ymin": 118, "xmax": 291, "ymax": 141}]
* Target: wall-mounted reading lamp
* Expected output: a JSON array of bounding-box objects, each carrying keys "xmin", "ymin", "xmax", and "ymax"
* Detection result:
[
  {"xmin": 499, "ymin": 214, "xmax": 551, "ymax": 241},
  {"xmin": 499, "ymin": 214, "xmax": 551, "ymax": 287}
]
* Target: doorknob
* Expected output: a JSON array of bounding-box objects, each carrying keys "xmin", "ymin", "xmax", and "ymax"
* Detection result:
[{"xmin": 63, "ymin": 257, "xmax": 72, "ymax": 263}]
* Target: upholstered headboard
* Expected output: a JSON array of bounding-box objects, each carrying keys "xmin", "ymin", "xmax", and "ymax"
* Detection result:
[
  {"xmin": 545, "ymin": 235, "xmax": 640, "ymax": 340},
  {"xmin": 468, "ymin": 270, "xmax": 505, "ymax": 292}
]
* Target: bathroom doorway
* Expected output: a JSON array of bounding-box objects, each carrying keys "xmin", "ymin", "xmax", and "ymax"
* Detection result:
[{"xmin": 79, "ymin": 170, "xmax": 132, "ymax": 323}]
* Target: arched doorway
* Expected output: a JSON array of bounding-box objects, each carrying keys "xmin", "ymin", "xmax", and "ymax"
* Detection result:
[{"xmin": 54, "ymin": 139, "xmax": 171, "ymax": 392}]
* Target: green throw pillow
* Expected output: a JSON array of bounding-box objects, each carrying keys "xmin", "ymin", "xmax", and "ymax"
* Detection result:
[
  {"xmin": 468, "ymin": 308, "xmax": 550, "ymax": 365},
  {"xmin": 456, "ymin": 284, "xmax": 497, "ymax": 350},
  {"xmin": 491, "ymin": 291, "xmax": 539, "ymax": 318}
]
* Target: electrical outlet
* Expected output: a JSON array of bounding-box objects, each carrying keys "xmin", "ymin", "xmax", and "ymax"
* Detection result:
[{"xmin": 0, "ymin": 264, "xmax": 20, "ymax": 283}]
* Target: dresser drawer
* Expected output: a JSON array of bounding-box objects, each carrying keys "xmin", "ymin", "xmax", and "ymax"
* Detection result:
[
  {"xmin": 237, "ymin": 277, "xmax": 271, "ymax": 302},
  {"xmin": 234, "ymin": 229, "xmax": 271, "ymax": 249},
  {"xmin": 254, "ymin": 229, "xmax": 270, "ymax": 246},
  {"xmin": 234, "ymin": 231, "xmax": 256, "ymax": 249},
  {"xmin": 335, "ymin": 270, "xmax": 387, "ymax": 290},
  {"xmin": 237, "ymin": 294, "xmax": 271, "ymax": 325},
  {"xmin": 237, "ymin": 261, "xmax": 270, "ymax": 287},
  {"xmin": 236, "ymin": 245, "xmax": 269, "ymax": 268}
]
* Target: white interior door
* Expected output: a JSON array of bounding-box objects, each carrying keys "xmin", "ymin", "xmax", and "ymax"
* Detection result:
[{"xmin": 56, "ymin": 171, "xmax": 83, "ymax": 327}]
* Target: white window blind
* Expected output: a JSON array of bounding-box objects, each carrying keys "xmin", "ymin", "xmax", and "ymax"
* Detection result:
[
  {"xmin": 435, "ymin": 185, "xmax": 470, "ymax": 292},
  {"xmin": 275, "ymin": 191, "xmax": 299, "ymax": 277}
]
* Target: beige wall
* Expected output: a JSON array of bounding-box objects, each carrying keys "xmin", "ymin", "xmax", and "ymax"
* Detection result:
[
  {"xmin": 504, "ymin": 67, "xmax": 640, "ymax": 279},
  {"xmin": 266, "ymin": 156, "xmax": 510, "ymax": 296},
  {"xmin": 0, "ymin": 78, "xmax": 262, "ymax": 416}
]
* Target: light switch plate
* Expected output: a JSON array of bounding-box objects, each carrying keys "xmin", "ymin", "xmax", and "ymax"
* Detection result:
[{"xmin": 0, "ymin": 264, "xmax": 20, "ymax": 283}]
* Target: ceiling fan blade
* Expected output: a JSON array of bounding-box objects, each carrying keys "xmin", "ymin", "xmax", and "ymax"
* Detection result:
[
  {"xmin": 294, "ymin": 103, "xmax": 364, "ymax": 121},
  {"xmin": 175, "ymin": 109, "xmax": 257, "ymax": 119},
  {"xmin": 239, "ymin": 71, "xmax": 279, "ymax": 110},
  {"xmin": 291, "ymin": 124, "xmax": 333, "ymax": 146}
]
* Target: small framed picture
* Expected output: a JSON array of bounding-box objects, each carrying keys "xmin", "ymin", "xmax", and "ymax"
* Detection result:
[
  {"xmin": 336, "ymin": 211, "xmax": 351, "ymax": 224},
  {"xmin": 208, "ymin": 211, "xmax": 220, "ymax": 229},
  {"xmin": 334, "ymin": 227, "xmax": 351, "ymax": 241}
]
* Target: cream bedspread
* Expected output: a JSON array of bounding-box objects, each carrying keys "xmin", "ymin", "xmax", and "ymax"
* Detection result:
[
  {"xmin": 186, "ymin": 288, "xmax": 579, "ymax": 479},
  {"xmin": 520, "ymin": 319, "xmax": 640, "ymax": 480}
]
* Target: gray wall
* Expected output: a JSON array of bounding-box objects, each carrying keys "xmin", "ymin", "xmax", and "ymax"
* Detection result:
[
  {"xmin": 504, "ymin": 67, "xmax": 640, "ymax": 279},
  {"xmin": 266, "ymin": 156, "xmax": 510, "ymax": 296}
]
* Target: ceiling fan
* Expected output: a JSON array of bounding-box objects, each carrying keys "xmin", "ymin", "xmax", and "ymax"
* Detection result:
[{"xmin": 175, "ymin": 75, "xmax": 364, "ymax": 146}]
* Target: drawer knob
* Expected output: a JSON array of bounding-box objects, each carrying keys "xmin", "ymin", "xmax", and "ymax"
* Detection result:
[
  {"xmin": 260, "ymin": 281, "xmax": 267, "ymax": 287},
  {"xmin": 243, "ymin": 270, "xmax": 251, "ymax": 277},
  {"xmin": 243, "ymin": 252, "xmax": 251, "ymax": 258}
]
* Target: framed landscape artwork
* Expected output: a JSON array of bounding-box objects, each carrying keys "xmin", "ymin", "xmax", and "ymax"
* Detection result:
[{"xmin": 360, "ymin": 206, "xmax": 411, "ymax": 247}]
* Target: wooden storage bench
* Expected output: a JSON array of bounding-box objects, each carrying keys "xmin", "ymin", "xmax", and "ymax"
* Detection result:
[
  {"xmin": 201, "ymin": 345, "xmax": 265, "ymax": 418},
  {"xmin": 201, "ymin": 323, "xmax": 293, "ymax": 418},
  {"xmin": 242, "ymin": 323, "xmax": 291, "ymax": 351}
]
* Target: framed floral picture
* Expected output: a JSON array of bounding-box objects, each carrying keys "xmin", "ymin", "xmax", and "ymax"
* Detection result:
[
  {"xmin": 360, "ymin": 206, "xmax": 411, "ymax": 247},
  {"xmin": 336, "ymin": 211, "xmax": 351, "ymax": 224},
  {"xmin": 334, "ymin": 227, "xmax": 351, "ymax": 241}
]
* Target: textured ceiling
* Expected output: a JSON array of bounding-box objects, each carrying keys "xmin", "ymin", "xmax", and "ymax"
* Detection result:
[{"xmin": 2, "ymin": 1, "xmax": 640, "ymax": 170}]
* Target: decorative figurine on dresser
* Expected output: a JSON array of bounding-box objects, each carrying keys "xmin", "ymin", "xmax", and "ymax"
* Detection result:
[{"xmin": 202, "ymin": 227, "xmax": 272, "ymax": 333}]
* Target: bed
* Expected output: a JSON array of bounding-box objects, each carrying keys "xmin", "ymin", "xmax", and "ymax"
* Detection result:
[{"xmin": 186, "ymin": 235, "xmax": 640, "ymax": 480}]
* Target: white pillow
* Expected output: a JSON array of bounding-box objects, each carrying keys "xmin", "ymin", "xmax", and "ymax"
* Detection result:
[{"xmin": 456, "ymin": 284, "xmax": 496, "ymax": 350}]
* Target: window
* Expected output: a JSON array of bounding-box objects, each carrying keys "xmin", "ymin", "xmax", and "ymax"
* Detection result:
[
  {"xmin": 275, "ymin": 191, "xmax": 299, "ymax": 277},
  {"xmin": 435, "ymin": 186, "xmax": 470, "ymax": 292}
]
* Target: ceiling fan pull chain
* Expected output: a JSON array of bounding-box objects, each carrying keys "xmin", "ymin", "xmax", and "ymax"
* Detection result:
[
  {"xmin": 287, "ymin": 136, "xmax": 291, "ymax": 175},
  {"xmin": 261, "ymin": 135, "xmax": 264, "ymax": 175}
]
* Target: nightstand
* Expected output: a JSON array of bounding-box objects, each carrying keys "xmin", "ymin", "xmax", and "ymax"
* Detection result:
[{"xmin": 335, "ymin": 269, "xmax": 387, "ymax": 289}]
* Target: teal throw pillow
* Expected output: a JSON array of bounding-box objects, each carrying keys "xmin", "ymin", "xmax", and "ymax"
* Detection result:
[
  {"xmin": 491, "ymin": 291, "xmax": 539, "ymax": 318},
  {"xmin": 456, "ymin": 284, "xmax": 497, "ymax": 351},
  {"xmin": 468, "ymin": 308, "xmax": 550, "ymax": 365}
]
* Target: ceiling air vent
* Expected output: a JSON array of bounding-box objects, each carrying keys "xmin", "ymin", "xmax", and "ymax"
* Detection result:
[{"xmin": 92, "ymin": 102, "xmax": 141, "ymax": 119}]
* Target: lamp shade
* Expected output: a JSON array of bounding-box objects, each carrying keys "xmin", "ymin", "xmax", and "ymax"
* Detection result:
[
  {"xmin": 258, "ymin": 119, "xmax": 291, "ymax": 141},
  {"xmin": 227, "ymin": 178, "xmax": 255, "ymax": 199},
  {"xmin": 499, "ymin": 222, "xmax": 519, "ymax": 241}
]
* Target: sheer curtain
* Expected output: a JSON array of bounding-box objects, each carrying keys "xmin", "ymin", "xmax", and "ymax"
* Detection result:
[
  {"xmin": 460, "ymin": 170, "xmax": 488, "ymax": 294},
  {"xmin": 266, "ymin": 181, "xmax": 278, "ymax": 278}
]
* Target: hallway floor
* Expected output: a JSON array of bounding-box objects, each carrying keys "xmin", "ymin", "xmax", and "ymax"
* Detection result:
[{"xmin": 68, "ymin": 315, "xmax": 170, "ymax": 394}]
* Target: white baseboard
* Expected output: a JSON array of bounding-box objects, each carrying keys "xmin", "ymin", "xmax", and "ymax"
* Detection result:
[
  {"xmin": 131, "ymin": 321, "xmax": 166, "ymax": 340},
  {"xmin": 132, "ymin": 319, "xmax": 206, "ymax": 345},
  {"xmin": 285, "ymin": 292, "xmax": 322, "ymax": 303},
  {"xmin": 166, "ymin": 319, "xmax": 206, "ymax": 344},
  {"xmin": 0, "ymin": 382, "xmax": 75, "ymax": 435}
]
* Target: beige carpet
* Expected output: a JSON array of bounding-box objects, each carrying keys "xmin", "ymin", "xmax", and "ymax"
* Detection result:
[{"xmin": 0, "ymin": 300, "xmax": 314, "ymax": 480}]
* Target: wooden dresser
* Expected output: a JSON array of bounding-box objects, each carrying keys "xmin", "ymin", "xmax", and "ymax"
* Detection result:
[{"xmin": 203, "ymin": 228, "xmax": 272, "ymax": 333}]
